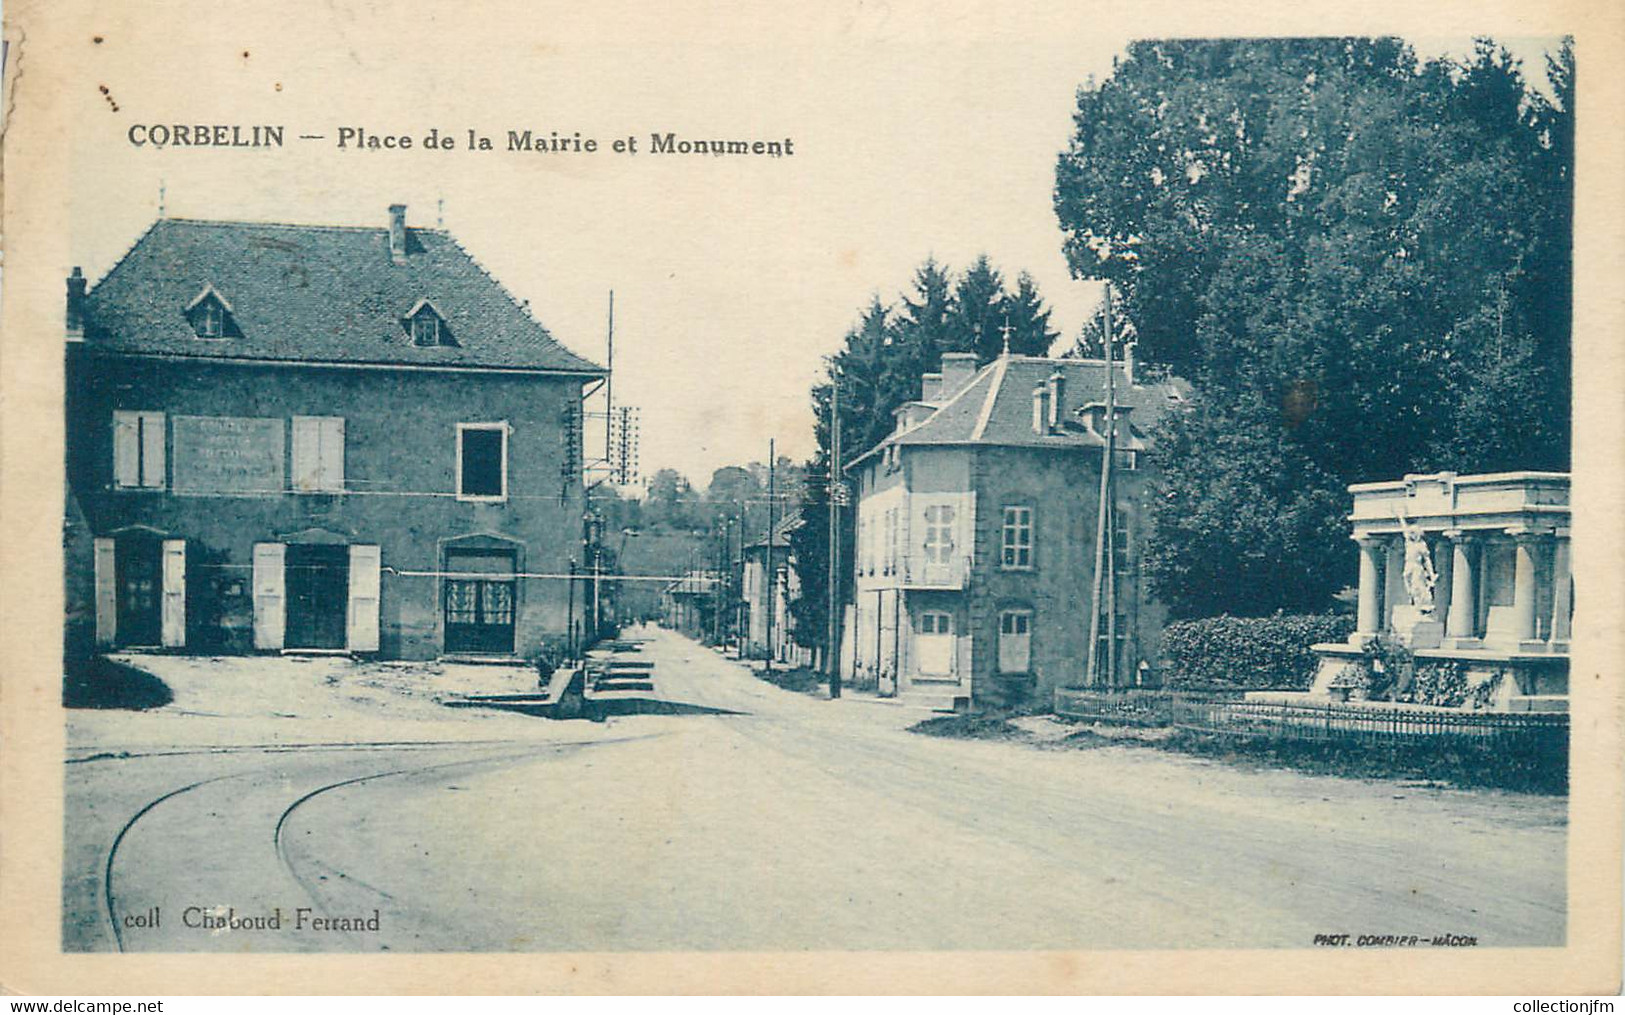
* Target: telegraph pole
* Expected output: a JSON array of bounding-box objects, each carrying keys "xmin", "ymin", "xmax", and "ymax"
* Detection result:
[
  {"xmin": 827, "ymin": 376, "xmax": 843, "ymax": 697},
  {"xmin": 590, "ymin": 513, "xmax": 602, "ymax": 643},
  {"xmin": 764, "ymin": 439, "xmax": 776, "ymax": 674},
  {"xmin": 1086, "ymin": 286, "xmax": 1118, "ymax": 688}
]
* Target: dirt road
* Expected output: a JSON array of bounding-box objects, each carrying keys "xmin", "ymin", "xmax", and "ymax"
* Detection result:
[{"xmin": 65, "ymin": 627, "xmax": 1565, "ymax": 952}]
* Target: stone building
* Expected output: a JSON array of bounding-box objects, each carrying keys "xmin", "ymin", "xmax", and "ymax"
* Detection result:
[
  {"xmin": 740, "ymin": 511, "xmax": 813, "ymax": 667},
  {"xmin": 1308, "ymin": 471, "xmax": 1571, "ymax": 711},
  {"xmin": 64, "ymin": 206, "xmax": 603, "ymax": 661},
  {"xmin": 844, "ymin": 349, "xmax": 1189, "ymax": 708}
]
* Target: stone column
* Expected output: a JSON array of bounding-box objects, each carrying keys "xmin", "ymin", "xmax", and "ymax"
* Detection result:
[
  {"xmin": 1444, "ymin": 530, "xmax": 1478, "ymax": 645},
  {"xmin": 1507, "ymin": 527, "xmax": 1546, "ymax": 648},
  {"xmin": 1550, "ymin": 528, "xmax": 1572, "ymax": 649},
  {"xmin": 1384, "ymin": 536, "xmax": 1406, "ymax": 630},
  {"xmin": 1355, "ymin": 536, "xmax": 1382, "ymax": 639}
]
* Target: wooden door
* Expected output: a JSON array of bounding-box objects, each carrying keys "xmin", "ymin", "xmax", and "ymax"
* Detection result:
[
  {"xmin": 115, "ymin": 536, "xmax": 162, "ymax": 647},
  {"xmin": 285, "ymin": 544, "xmax": 350, "ymax": 650}
]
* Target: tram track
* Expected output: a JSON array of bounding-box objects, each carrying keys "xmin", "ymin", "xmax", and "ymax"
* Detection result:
[{"xmin": 95, "ymin": 732, "xmax": 664, "ymax": 951}]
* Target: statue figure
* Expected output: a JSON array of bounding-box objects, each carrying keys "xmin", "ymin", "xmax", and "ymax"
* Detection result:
[{"xmin": 1396, "ymin": 509, "xmax": 1438, "ymax": 615}]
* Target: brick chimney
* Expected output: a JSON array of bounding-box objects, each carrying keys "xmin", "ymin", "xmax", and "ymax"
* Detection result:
[
  {"xmin": 65, "ymin": 267, "xmax": 87, "ymax": 339},
  {"xmin": 920, "ymin": 373, "xmax": 943, "ymax": 402},
  {"xmin": 940, "ymin": 352, "xmax": 978, "ymax": 397},
  {"xmin": 1123, "ymin": 341, "xmax": 1137, "ymax": 386},
  {"xmin": 1046, "ymin": 370, "xmax": 1066, "ymax": 432},
  {"xmin": 388, "ymin": 204, "xmax": 408, "ymax": 264},
  {"xmin": 1032, "ymin": 383, "xmax": 1050, "ymax": 435}
]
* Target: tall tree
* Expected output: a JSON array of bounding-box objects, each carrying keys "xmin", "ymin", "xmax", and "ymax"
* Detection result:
[
  {"xmin": 884, "ymin": 257, "xmax": 956, "ymax": 400},
  {"xmin": 705, "ymin": 465, "xmax": 759, "ymax": 509},
  {"xmin": 1055, "ymin": 36, "xmax": 1573, "ymax": 617},
  {"xmin": 1002, "ymin": 270, "xmax": 1061, "ymax": 356},
  {"xmin": 1069, "ymin": 284, "xmax": 1138, "ymax": 360},
  {"xmin": 946, "ymin": 255, "xmax": 1007, "ymax": 363}
]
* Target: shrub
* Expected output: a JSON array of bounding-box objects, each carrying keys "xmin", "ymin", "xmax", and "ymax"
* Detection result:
[
  {"xmin": 1162, "ymin": 613, "xmax": 1352, "ymax": 691},
  {"xmin": 63, "ymin": 656, "xmax": 174, "ymax": 711}
]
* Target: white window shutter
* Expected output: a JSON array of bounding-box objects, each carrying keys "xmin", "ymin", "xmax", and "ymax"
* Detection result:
[
  {"xmin": 252, "ymin": 543, "xmax": 286, "ymax": 650},
  {"xmin": 113, "ymin": 413, "xmax": 139, "ymax": 488},
  {"xmin": 161, "ymin": 539, "xmax": 186, "ymax": 647},
  {"xmin": 93, "ymin": 537, "xmax": 117, "ymax": 645},
  {"xmin": 141, "ymin": 413, "xmax": 166, "ymax": 488},
  {"xmin": 322, "ymin": 418, "xmax": 345, "ymax": 492},
  {"xmin": 347, "ymin": 544, "xmax": 381, "ymax": 652},
  {"xmin": 291, "ymin": 417, "xmax": 320, "ymax": 491}
]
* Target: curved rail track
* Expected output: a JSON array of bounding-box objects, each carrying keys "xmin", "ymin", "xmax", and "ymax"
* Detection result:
[{"xmin": 95, "ymin": 738, "xmax": 640, "ymax": 951}]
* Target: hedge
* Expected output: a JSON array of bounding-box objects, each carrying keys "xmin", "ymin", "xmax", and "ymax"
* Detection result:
[{"xmin": 1161, "ymin": 613, "xmax": 1353, "ymax": 692}]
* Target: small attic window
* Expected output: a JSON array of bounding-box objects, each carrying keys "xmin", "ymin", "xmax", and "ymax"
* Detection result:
[
  {"xmin": 185, "ymin": 286, "xmax": 235, "ymax": 339},
  {"xmin": 412, "ymin": 312, "xmax": 440, "ymax": 347},
  {"xmin": 404, "ymin": 299, "xmax": 453, "ymax": 348}
]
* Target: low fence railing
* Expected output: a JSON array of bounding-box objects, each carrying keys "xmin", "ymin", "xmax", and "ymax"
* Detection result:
[{"xmin": 1054, "ymin": 688, "xmax": 1568, "ymax": 746}]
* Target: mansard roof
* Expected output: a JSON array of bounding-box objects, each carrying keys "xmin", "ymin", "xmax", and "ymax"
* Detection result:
[
  {"xmin": 846, "ymin": 354, "xmax": 1191, "ymax": 469},
  {"xmin": 79, "ymin": 217, "xmax": 603, "ymax": 375}
]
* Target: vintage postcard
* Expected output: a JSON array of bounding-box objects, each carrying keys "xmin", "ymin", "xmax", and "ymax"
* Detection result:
[{"xmin": 1, "ymin": 0, "xmax": 1621, "ymax": 996}]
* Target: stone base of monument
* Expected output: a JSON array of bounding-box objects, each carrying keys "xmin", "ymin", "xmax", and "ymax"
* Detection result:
[
  {"xmin": 1290, "ymin": 638, "xmax": 1571, "ymax": 713},
  {"xmin": 1389, "ymin": 606, "xmax": 1444, "ymax": 649}
]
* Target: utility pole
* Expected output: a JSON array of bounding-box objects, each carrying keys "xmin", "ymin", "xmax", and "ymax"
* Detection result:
[
  {"xmin": 1086, "ymin": 286, "xmax": 1118, "ymax": 689},
  {"xmin": 590, "ymin": 513, "xmax": 602, "ymax": 643},
  {"xmin": 566, "ymin": 559, "xmax": 578, "ymax": 663},
  {"xmin": 605, "ymin": 290, "xmax": 614, "ymax": 467},
  {"xmin": 827, "ymin": 376, "xmax": 843, "ymax": 697},
  {"xmin": 714, "ymin": 518, "xmax": 726, "ymax": 645},
  {"xmin": 764, "ymin": 438, "xmax": 776, "ymax": 675}
]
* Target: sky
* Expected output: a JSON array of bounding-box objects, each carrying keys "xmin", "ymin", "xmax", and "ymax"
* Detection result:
[{"xmin": 61, "ymin": 3, "xmax": 1564, "ymax": 490}]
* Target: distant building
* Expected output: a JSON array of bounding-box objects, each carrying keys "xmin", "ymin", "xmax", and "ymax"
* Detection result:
[
  {"xmin": 845, "ymin": 350, "xmax": 1188, "ymax": 708},
  {"xmin": 660, "ymin": 570, "xmax": 718, "ymax": 640},
  {"xmin": 740, "ymin": 511, "xmax": 813, "ymax": 667},
  {"xmin": 64, "ymin": 205, "xmax": 603, "ymax": 661}
]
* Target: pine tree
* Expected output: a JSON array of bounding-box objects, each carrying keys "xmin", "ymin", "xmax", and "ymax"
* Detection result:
[
  {"xmin": 884, "ymin": 257, "xmax": 955, "ymax": 399},
  {"xmin": 1001, "ymin": 271, "xmax": 1060, "ymax": 356},
  {"xmin": 946, "ymin": 255, "xmax": 1007, "ymax": 364}
]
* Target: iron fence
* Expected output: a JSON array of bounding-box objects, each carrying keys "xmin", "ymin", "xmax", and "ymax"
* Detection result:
[{"xmin": 1055, "ymin": 688, "xmax": 1568, "ymax": 746}]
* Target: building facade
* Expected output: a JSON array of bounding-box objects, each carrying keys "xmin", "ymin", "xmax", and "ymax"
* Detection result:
[
  {"xmin": 740, "ymin": 512, "xmax": 813, "ymax": 666},
  {"xmin": 64, "ymin": 206, "xmax": 603, "ymax": 662},
  {"xmin": 845, "ymin": 350, "xmax": 1188, "ymax": 708}
]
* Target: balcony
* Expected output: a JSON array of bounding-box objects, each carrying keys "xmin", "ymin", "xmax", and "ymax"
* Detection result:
[{"xmin": 896, "ymin": 554, "xmax": 970, "ymax": 590}]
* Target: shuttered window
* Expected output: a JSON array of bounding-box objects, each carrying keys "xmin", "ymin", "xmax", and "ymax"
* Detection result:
[
  {"xmin": 113, "ymin": 411, "xmax": 166, "ymax": 489},
  {"xmin": 292, "ymin": 416, "xmax": 345, "ymax": 492}
]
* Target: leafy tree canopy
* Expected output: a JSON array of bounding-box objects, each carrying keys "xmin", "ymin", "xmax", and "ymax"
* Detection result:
[{"xmin": 1054, "ymin": 36, "xmax": 1573, "ymax": 616}]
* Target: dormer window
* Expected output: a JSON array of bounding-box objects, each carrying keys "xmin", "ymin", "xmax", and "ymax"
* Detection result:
[
  {"xmin": 184, "ymin": 285, "xmax": 235, "ymax": 339},
  {"xmin": 404, "ymin": 299, "xmax": 453, "ymax": 348},
  {"xmin": 412, "ymin": 312, "xmax": 440, "ymax": 347}
]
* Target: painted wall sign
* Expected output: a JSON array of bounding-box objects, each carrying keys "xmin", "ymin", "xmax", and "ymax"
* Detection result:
[{"xmin": 172, "ymin": 416, "xmax": 285, "ymax": 495}]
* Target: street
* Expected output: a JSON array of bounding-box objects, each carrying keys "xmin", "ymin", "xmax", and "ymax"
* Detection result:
[{"xmin": 65, "ymin": 627, "xmax": 1566, "ymax": 952}]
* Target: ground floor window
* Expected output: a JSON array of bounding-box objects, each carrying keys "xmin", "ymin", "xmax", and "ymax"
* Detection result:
[
  {"xmin": 998, "ymin": 609, "xmax": 1032, "ymax": 674},
  {"xmin": 444, "ymin": 548, "xmax": 518, "ymax": 654}
]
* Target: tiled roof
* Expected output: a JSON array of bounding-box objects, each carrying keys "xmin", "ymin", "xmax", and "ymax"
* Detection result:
[
  {"xmin": 745, "ymin": 509, "xmax": 803, "ymax": 550},
  {"xmin": 80, "ymin": 217, "xmax": 603, "ymax": 374},
  {"xmin": 847, "ymin": 354, "xmax": 1191, "ymax": 468}
]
